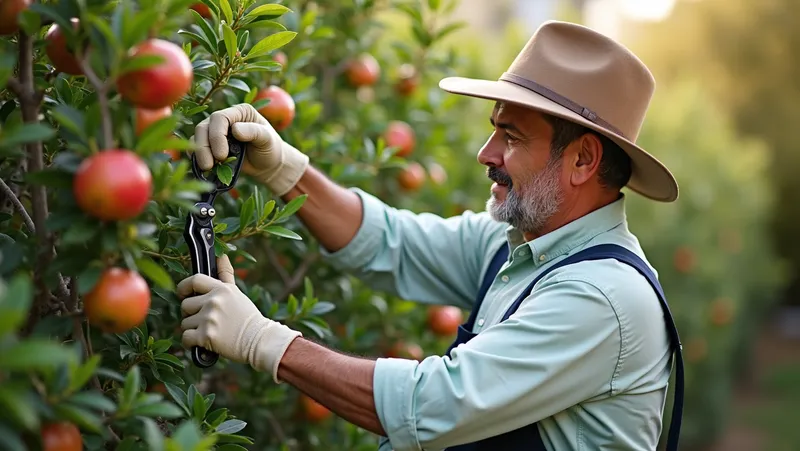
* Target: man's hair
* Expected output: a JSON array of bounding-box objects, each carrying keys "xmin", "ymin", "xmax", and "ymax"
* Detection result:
[{"xmin": 542, "ymin": 114, "xmax": 632, "ymax": 190}]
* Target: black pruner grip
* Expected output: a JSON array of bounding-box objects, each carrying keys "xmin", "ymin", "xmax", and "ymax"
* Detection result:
[{"xmin": 184, "ymin": 131, "xmax": 247, "ymax": 369}]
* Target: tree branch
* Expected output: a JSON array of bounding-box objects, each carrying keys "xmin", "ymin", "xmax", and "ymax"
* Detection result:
[
  {"xmin": 78, "ymin": 55, "xmax": 113, "ymax": 149},
  {"xmin": 277, "ymin": 252, "xmax": 319, "ymax": 302},
  {"xmin": 6, "ymin": 77, "xmax": 23, "ymax": 98},
  {"xmin": 0, "ymin": 177, "xmax": 35, "ymax": 233}
]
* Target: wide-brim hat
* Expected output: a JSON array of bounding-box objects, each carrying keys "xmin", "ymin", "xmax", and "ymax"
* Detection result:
[{"xmin": 439, "ymin": 20, "xmax": 679, "ymax": 202}]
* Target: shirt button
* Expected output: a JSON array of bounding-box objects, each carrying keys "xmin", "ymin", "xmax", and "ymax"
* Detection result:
[
  {"xmin": 501, "ymin": 275, "xmax": 510, "ymax": 282},
  {"xmin": 539, "ymin": 254, "xmax": 546, "ymax": 261},
  {"xmin": 478, "ymin": 318, "xmax": 485, "ymax": 326}
]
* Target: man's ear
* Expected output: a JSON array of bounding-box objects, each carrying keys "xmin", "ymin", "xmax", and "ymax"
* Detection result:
[{"xmin": 569, "ymin": 134, "xmax": 603, "ymax": 187}]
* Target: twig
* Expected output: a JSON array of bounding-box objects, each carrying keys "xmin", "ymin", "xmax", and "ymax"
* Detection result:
[
  {"xmin": 277, "ymin": 252, "xmax": 318, "ymax": 302},
  {"xmin": 0, "ymin": 177, "xmax": 35, "ymax": 233},
  {"xmin": 78, "ymin": 55, "xmax": 113, "ymax": 149},
  {"xmin": 15, "ymin": 30, "xmax": 53, "ymax": 330},
  {"xmin": 73, "ymin": 317, "xmax": 102, "ymax": 390},
  {"xmin": 264, "ymin": 246, "xmax": 291, "ymax": 285},
  {"xmin": 6, "ymin": 77, "xmax": 23, "ymax": 98}
]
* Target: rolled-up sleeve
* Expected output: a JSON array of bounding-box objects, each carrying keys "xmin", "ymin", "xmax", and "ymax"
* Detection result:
[
  {"xmin": 372, "ymin": 274, "xmax": 622, "ymax": 451},
  {"xmin": 320, "ymin": 188, "xmax": 506, "ymax": 310}
]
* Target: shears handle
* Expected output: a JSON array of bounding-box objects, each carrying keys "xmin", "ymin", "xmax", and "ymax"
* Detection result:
[{"xmin": 184, "ymin": 132, "xmax": 247, "ymax": 369}]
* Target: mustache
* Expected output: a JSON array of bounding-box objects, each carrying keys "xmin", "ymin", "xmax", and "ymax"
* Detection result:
[{"xmin": 487, "ymin": 167, "xmax": 513, "ymax": 186}]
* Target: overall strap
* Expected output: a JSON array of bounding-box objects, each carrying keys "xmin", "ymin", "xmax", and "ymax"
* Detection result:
[
  {"xmin": 462, "ymin": 243, "xmax": 510, "ymax": 331},
  {"xmin": 500, "ymin": 243, "xmax": 683, "ymax": 451}
]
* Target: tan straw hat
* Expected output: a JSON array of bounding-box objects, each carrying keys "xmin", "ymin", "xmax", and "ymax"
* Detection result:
[{"xmin": 439, "ymin": 20, "xmax": 679, "ymax": 202}]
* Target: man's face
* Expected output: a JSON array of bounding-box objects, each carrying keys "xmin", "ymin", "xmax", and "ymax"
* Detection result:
[{"xmin": 478, "ymin": 102, "xmax": 566, "ymax": 235}]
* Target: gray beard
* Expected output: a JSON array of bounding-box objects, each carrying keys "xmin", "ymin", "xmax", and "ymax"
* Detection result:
[{"xmin": 486, "ymin": 159, "xmax": 564, "ymax": 235}]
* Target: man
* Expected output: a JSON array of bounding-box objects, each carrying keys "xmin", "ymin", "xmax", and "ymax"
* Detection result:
[{"xmin": 179, "ymin": 21, "xmax": 684, "ymax": 451}]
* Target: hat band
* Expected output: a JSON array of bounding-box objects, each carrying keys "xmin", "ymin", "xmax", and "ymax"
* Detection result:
[{"xmin": 499, "ymin": 72, "xmax": 625, "ymax": 138}]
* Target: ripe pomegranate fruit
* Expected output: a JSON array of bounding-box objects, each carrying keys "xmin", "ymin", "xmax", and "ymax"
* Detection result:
[
  {"xmin": 40, "ymin": 422, "xmax": 82, "ymax": 451},
  {"xmin": 427, "ymin": 161, "xmax": 448, "ymax": 186},
  {"xmin": 253, "ymin": 86, "xmax": 295, "ymax": 131},
  {"xmin": 135, "ymin": 106, "xmax": 172, "ymax": 136},
  {"xmin": 397, "ymin": 162, "xmax": 426, "ymax": 192},
  {"xmin": 84, "ymin": 267, "xmax": 151, "ymax": 334},
  {"xmin": 395, "ymin": 64, "xmax": 419, "ymax": 96},
  {"xmin": 345, "ymin": 53, "xmax": 380, "ymax": 87},
  {"xmin": 427, "ymin": 305, "xmax": 463, "ymax": 337},
  {"xmin": 117, "ymin": 38, "xmax": 193, "ymax": 109},
  {"xmin": 0, "ymin": 0, "xmax": 31, "ymax": 36},
  {"xmin": 45, "ymin": 18, "xmax": 83, "ymax": 76},
  {"xmin": 300, "ymin": 394, "xmax": 331, "ymax": 423},
  {"xmin": 73, "ymin": 149, "xmax": 153, "ymax": 221},
  {"xmin": 673, "ymin": 246, "xmax": 695, "ymax": 274},
  {"xmin": 385, "ymin": 341, "xmax": 424, "ymax": 361},
  {"xmin": 273, "ymin": 51, "xmax": 288, "ymax": 66},
  {"xmin": 190, "ymin": 2, "xmax": 211, "ymax": 18},
  {"xmin": 383, "ymin": 120, "xmax": 415, "ymax": 158}
]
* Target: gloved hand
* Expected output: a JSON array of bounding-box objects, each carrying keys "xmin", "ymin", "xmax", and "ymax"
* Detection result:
[
  {"xmin": 177, "ymin": 254, "xmax": 302, "ymax": 383},
  {"xmin": 190, "ymin": 103, "xmax": 309, "ymax": 196}
]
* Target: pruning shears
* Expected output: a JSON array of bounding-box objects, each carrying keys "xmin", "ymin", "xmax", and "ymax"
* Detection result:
[{"xmin": 183, "ymin": 131, "xmax": 247, "ymax": 368}]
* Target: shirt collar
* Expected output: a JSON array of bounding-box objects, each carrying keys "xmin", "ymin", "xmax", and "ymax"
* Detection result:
[{"xmin": 504, "ymin": 194, "xmax": 628, "ymax": 266}]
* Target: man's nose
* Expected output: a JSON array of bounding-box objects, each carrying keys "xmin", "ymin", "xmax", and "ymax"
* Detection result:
[{"xmin": 477, "ymin": 132, "xmax": 503, "ymax": 168}]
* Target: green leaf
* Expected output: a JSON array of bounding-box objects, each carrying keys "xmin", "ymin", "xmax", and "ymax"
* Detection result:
[
  {"xmin": 218, "ymin": 0, "xmax": 233, "ymax": 24},
  {"xmin": 154, "ymin": 353, "xmax": 184, "ymax": 370},
  {"xmin": 276, "ymin": 194, "xmax": 308, "ymax": 220},
  {"xmin": 0, "ymin": 339, "xmax": 77, "ymax": 371},
  {"xmin": 216, "ymin": 164, "xmax": 233, "ymax": 185},
  {"xmin": 215, "ymin": 434, "xmax": 254, "ymax": 445},
  {"xmin": 192, "ymin": 390, "xmax": 207, "ymax": 420},
  {"xmin": 0, "ymin": 385, "xmax": 39, "ymax": 430},
  {"xmin": 264, "ymin": 226, "xmax": 301, "ymax": 240},
  {"xmin": 68, "ymin": 391, "xmax": 117, "ymax": 413},
  {"xmin": 165, "ymin": 383, "xmax": 191, "ymax": 416},
  {"xmin": 0, "ymin": 123, "xmax": 56, "ymax": 148},
  {"xmin": 119, "ymin": 54, "xmax": 166, "ymax": 76},
  {"xmin": 244, "ymin": 3, "xmax": 291, "ymax": 21},
  {"xmin": 62, "ymin": 222, "xmax": 98, "ymax": 244},
  {"xmin": 52, "ymin": 403, "xmax": 104, "ymax": 434},
  {"xmin": 217, "ymin": 445, "xmax": 249, "ymax": 451},
  {"xmin": 428, "ymin": 0, "xmax": 441, "ymax": 10},
  {"xmin": 179, "ymin": 29, "xmax": 215, "ymax": 54},
  {"xmin": 216, "ymin": 419, "xmax": 247, "ymax": 434},
  {"xmin": 135, "ymin": 257, "xmax": 175, "ymax": 290},
  {"xmin": 226, "ymin": 78, "xmax": 251, "ymax": 92},
  {"xmin": 240, "ymin": 19, "xmax": 286, "ymax": 32},
  {"xmin": 77, "ymin": 264, "xmax": 103, "ymax": 295},
  {"xmin": 0, "ymin": 422, "xmax": 25, "ymax": 451},
  {"xmin": 170, "ymin": 420, "xmax": 204, "ymax": 448},
  {"xmin": 121, "ymin": 365, "xmax": 142, "ymax": 408},
  {"xmin": 222, "ymin": 22, "xmax": 238, "ymax": 63},
  {"xmin": 245, "ymin": 31, "xmax": 297, "ymax": 60},
  {"xmin": 206, "ymin": 408, "xmax": 228, "ymax": 429},
  {"xmin": 260, "ymin": 200, "xmax": 276, "ymax": 222},
  {"xmin": 310, "ymin": 301, "xmax": 335, "ymax": 316},
  {"xmin": 141, "ymin": 417, "xmax": 165, "ymax": 451},
  {"xmin": 68, "ymin": 355, "xmax": 102, "ymax": 393},
  {"xmin": 136, "ymin": 115, "xmax": 179, "ymax": 153},
  {"xmin": 0, "ymin": 273, "xmax": 33, "ymax": 336},
  {"xmin": 239, "ymin": 196, "xmax": 256, "ymax": 229},
  {"xmin": 50, "ymin": 104, "xmax": 86, "ymax": 138},
  {"xmin": 131, "ymin": 401, "xmax": 185, "ymax": 419},
  {"xmin": 240, "ymin": 61, "xmax": 282, "ymax": 73},
  {"xmin": 24, "ymin": 168, "xmax": 74, "ymax": 189},
  {"xmin": 435, "ymin": 22, "xmax": 467, "ymax": 41}
]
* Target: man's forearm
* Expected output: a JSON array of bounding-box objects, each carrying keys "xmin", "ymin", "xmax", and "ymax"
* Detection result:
[
  {"xmin": 277, "ymin": 337, "xmax": 387, "ymax": 437},
  {"xmin": 279, "ymin": 164, "xmax": 363, "ymax": 253}
]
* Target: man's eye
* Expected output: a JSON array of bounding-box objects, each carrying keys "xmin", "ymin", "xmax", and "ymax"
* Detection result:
[{"xmin": 504, "ymin": 133, "xmax": 519, "ymax": 142}]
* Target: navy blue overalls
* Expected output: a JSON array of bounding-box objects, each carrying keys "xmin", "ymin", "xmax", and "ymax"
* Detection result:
[{"xmin": 443, "ymin": 243, "xmax": 684, "ymax": 451}]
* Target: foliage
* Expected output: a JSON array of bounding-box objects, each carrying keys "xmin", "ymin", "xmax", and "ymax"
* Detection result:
[
  {"xmin": 626, "ymin": 79, "xmax": 787, "ymax": 450},
  {"xmin": 627, "ymin": 0, "xmax": 800, "ymax": 307},
  {"xmin": 0, "ymin": 0, "xmax": 787, "ymax": 450}
]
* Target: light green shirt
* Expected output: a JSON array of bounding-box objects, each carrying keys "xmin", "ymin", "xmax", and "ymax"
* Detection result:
[{"xmin": 321, "ymin": 188, "xmax": 673, "ymax": 451}]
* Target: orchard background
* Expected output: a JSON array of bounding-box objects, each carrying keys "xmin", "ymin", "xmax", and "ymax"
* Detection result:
[{"xmin": 0, "ymin": 0, "xmax": 792, "ymax": 450}]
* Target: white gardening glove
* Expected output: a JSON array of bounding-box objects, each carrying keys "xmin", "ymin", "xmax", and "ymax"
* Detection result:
[
  {"xmin": 177, "ymin": 254, "xmax": 302, "ymax": 383},
  {"xmin": 190, "ymin": 103, "xmax": 309, "ymax": 196}
]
